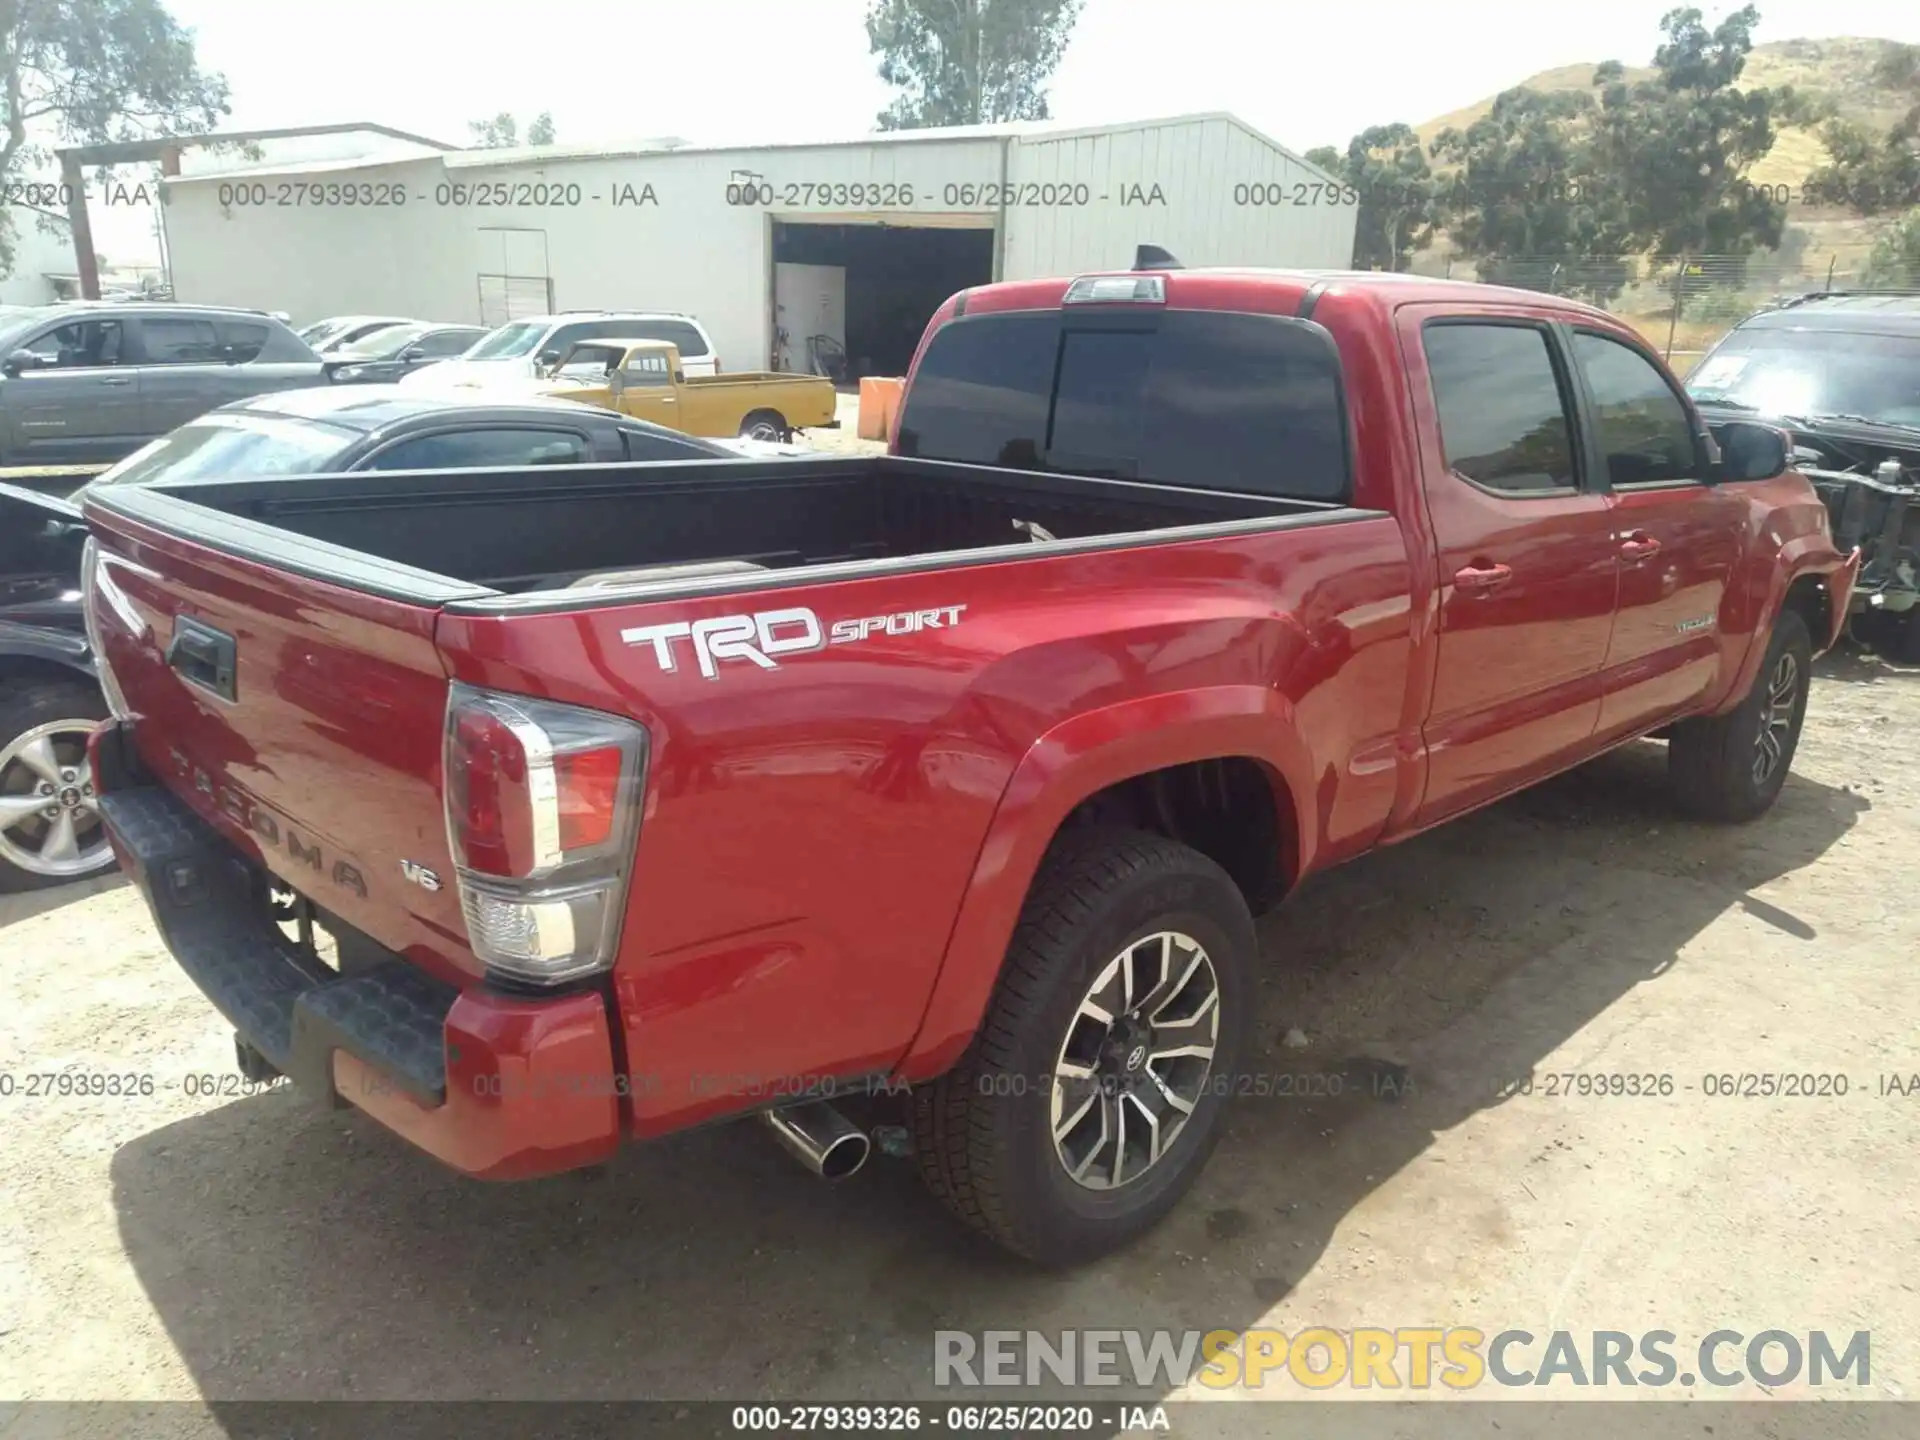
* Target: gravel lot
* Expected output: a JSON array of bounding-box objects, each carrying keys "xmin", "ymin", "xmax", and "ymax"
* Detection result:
[{"xmin": 2, "ymin": 440, "xmax": 1915, "ymax": 1434}]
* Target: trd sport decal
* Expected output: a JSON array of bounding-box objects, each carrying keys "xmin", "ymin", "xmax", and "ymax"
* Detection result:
[{"xmin": 622, "ymin": 604, "xmax": 967, "ymax": 679}]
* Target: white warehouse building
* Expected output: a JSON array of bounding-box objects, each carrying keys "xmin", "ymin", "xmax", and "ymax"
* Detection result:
[{"xmin": 158, "ymin": 113, "xmax": 1358, "ymax": 377}]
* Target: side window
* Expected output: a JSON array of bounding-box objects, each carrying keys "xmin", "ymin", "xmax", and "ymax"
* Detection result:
[
  {"xmin": 1571, "ymin": 331, "xmax": 1698, "ymax": 486},
  {"xmin": 1423, "ymin": 323, "xmax": 1578, "ymax": 494},
  {"xmin": 622, "ymin": 353, "xmax": 672, "ymax": 386},
  {"xmin": 217, "ymin": 320, "xmax": 270, "ymax": 363},
  {"xmin": 629, "ymin": 320, "xmax": 709, "ymax": 357},
  {"xmin": 137, "ymin": 317, "xmax": 223, "ymax": 364},
  {"xmin": 361, "ymin": 427, "xmax": 591, "ymax": 472},
  {"xmin": 21, "ymin": 319, "xmax": 126, "ymax": 368},
  {"xmin": 623, "ymin": 427, "xmax": 710, "ymax": 460},
  {"xmin": 419, "ymin": 329, "xmax": 479, "ymax": 358}
]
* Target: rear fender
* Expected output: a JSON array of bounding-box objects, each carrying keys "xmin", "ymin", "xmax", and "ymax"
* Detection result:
[{"xmin": 894, "ymin": 684, "xmax": 1314, "ymax": 1082}]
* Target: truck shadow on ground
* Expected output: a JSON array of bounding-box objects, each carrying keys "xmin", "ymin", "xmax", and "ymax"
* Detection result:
[
  {"xmin": 108, "ymin": 741, "xmax": 1865, "ymax": 1421},
  {"xmin": 0, "ymin": 869, "xmax": 127, "ymax": 929}
]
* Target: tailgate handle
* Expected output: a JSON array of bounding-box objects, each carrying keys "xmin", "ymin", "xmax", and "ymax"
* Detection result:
[{"xmin": 167, "ymin": 617, "xmax": 237, "ymax": 703}]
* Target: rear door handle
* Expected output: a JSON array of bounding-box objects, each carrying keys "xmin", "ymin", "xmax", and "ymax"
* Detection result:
[
  {"xmin": 1620, "ymin": 533, "xmax": 1662, "ymax": 560},
  {"xmin": 1454, "ymin": 563, "xmax": 1514, "ymax": 593}
]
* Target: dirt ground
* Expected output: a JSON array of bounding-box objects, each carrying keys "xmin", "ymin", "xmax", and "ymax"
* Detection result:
[{"xmin": 3, "ymin": 600, "xmax": 1917, "ymax": 1431}]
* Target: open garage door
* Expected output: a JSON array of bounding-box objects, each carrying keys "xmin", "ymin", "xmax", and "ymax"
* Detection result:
[{"xmin": 771, "ymin": 221, "xmax": 993, "ymax": 381}]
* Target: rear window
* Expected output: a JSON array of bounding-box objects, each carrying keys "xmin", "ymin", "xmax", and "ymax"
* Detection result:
[
  {"xmin": 622, "ymin": 319, "xmax": 709, "ymax": 358},
  {"xmin": 87, "ymin": 414, "xmax": 356, "ymax": 487},
  {"xmin": 894, "ymin": 309, "xmax": 1350, "ymax": 501}
]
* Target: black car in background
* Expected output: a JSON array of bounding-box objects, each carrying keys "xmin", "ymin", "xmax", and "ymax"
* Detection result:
[
  {"xmin": 324, "ymin": 322, "xmax": 489, "ymax": 384},
  {"xmin": 1685, "ymin": 291, "xmax": 1920, "ymax": 659},
  {"xmin": 83, "ymin": 384, "xmax": 742, "ymax": 488},
  {"xmin": 0, "ymin": 483, "xmax": 107, "ymax": 891}
]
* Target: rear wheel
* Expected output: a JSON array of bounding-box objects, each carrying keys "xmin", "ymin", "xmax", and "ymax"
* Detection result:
[
  {"xmin": 911, "ymin": 829, "xmax": 1254, "ymax": 1266},
  {"xmin": 0, "ymin": 678, "xmax": 113, "ymax": 891},
  {"xmin": 739, "ymin": 409, "xmax": 790, "ymax": 443},
  {"xmin": 1668, "ymin": 610, "xmax": 1812, "ymax": 822}
]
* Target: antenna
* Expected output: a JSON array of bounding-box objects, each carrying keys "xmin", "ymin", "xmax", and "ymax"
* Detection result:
[{"xmin": 1134, "ymin": 244, "xmax": 1183, "ymax": 271}]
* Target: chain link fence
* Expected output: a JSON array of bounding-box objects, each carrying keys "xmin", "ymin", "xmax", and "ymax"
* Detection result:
[{"xmin": 1407, "ymin": 251, "xmax": 1920, "ymax": 374}]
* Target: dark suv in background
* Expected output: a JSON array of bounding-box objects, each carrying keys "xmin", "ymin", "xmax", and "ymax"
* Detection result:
[
  {"xmin": 0, "ymin": 303, "xmax": 324, "ymax": 467},
  {"xmin": 1685, "ymin": 290, "xmax": 1920, "ymax": 659}
]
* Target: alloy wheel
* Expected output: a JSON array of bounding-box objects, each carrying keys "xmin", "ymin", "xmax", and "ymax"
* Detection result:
[{"xmin": 0, "ymin": 720, "xmax": 111, "ymax": 880}]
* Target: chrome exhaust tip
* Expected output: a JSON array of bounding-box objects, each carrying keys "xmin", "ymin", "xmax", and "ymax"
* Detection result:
[{"xmin": 763, "ymin": 1101, "xmax": 871, "ymax": 1181}]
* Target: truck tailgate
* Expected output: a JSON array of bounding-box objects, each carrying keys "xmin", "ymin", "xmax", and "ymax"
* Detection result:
[{"xmin": 84, "ymin": 506, "xmax": 474, "ymax": 985}]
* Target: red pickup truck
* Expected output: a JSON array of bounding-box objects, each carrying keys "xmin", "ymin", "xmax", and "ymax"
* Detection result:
[{"xmin": 79, "ymin": 265, "xmax": 1856, "ymax": 1266}]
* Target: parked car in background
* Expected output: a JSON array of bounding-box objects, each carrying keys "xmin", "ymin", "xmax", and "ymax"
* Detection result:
[
  {"xmin": 0, "ymin": 483, "xmax": 108, "ymax": 890},
  {"xmin": 325, "ymin": 323, "xmax": 490, "ymax": 384},
  {"xmin": 535, "ymin": 339, "xmax": 837, "ymax": 440},
  {"xmin": 1686, "ymin": 290, "xmax": 1920, "ymax": 658},
  {"xmin": 401, "ymin": 311, "xmax": 721, "ymax": 390},
  {"xmin": 0, "ymin": 303, "xmax": 325, "ymax": 466},
  {"xmin": 82, "ymin": 385, "xmax": 747, "ymax": 492},
  {"xmin": 297, "ymin": 316, "xmax": 415, "ymax": 354}
]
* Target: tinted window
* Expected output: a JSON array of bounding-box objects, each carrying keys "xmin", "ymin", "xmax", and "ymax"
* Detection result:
[
  {"xmin": 1571, "ymin": 333, "xmax": 1697, "ymax": 485},
  {"xmin": 89, "ymin": 414, "xmax": 354, "ymax": 486},
  {"xmin": 622, "ymin": 426, "xmax": 713, "ymax": 460},
  {"xmin": 137, "ymin": 316, "xmax": 222, "ymax": 364},
  {"xmin": 361, "ymin": 427, "xmax": 590, "ymax": 471},
  {"xmin": 895, "ymin": 310, "xmax": 1348, "ymax": 499},
  {"xmin": 417, "ymin": 328, "xmax": 483, "ymax": 358},
  {"xmin": 622, "ymin": 319, "xmax": 710, "ymax": 357},
  {"xmin": 21, "ymin": 318, "xmax": 126, "ymax": 368},
  {"xmin": 1424, "ymin": 324, "xmax": 1577, "ymax": 494},
  {"xmin": 218, "ymin": 320, "xmax": 271, "ymax": 363}
]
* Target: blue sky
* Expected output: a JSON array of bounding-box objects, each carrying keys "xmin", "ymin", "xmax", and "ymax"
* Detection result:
[{"xmin": 84, "ymin": 0, "xmax": 1920, "ymax": 264}]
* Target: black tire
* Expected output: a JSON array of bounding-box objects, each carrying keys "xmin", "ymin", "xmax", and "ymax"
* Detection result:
[
  {"xmin": 1669, "ymin": 609, "xmax": 1813, "ymax": 822},
  {"xmin": 911, "ymin": 828, "xmax": 1254, "ymax": 1266},
  {"xmin": 0, "ymin": 676, "xmax": 113, "ymax": 892},
  {"xmin": 738, "ymin": 409, "xmax": 790, "ymax": 443}
]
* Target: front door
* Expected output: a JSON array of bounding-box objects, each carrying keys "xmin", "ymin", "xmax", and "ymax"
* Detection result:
[
  {"xmin": 0, "ymin": 317, "xmax": 142, "ymax": 461},
  {"xmin": 1565, "ymin": 328, "xmax": 1745, "ymax": 739},
  {"xmin": 1403, "ymin": 311, "xmax": 1621, "ymax": 825}
]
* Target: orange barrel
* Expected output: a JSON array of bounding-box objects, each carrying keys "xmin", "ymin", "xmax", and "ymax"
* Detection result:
[{"xmin": 858, "ymin": 376, "xmax": 906, "ymax": 441}]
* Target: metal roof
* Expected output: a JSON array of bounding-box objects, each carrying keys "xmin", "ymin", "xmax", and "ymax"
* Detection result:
[{"xmin": 162, "ymin": 112, "xmax": 1339, "ymax": 188}]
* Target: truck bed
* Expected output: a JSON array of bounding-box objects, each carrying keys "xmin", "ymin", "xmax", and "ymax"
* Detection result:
[{"xmin": 84, "ymin": 454, "xmax": 1341, "ymax": 603}]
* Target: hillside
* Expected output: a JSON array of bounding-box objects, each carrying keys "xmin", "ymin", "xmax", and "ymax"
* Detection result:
[
  {"xmin": 1413, "ymin": 36, "xmax": 1913, "ymax": 190},
  {"xmin": 1406, "ymin": 34, "xmax": 1913, "ymax": 363}
]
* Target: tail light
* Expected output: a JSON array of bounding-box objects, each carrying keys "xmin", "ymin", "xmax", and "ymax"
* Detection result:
[{"xmin": 443, "ymin": 684, "xmax": 648, "ymax": 986}]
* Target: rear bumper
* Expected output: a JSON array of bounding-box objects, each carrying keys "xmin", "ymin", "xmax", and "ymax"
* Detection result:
[{"xmin": 93, "ymin": 725, "xmax": 621, "ymax": 1181}]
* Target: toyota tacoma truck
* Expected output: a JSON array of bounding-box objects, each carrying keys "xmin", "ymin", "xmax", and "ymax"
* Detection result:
[{"xmin": 79, "ymin": 262, "xmax": 1856, "ymax": 1266}]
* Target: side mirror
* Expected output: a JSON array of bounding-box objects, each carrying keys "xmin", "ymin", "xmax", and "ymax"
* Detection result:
[
  {"xmin": 3, "ymin": 349, "xmax": 40, "ymax": 377},
  {"xmin": 400, "ymin": 345, "xmax": 425, "ymax": 362},
  {"xmin": 1713, "ymin": 420, "xmax": 1789, "ymax": 483},
  {"xmin": 536, "ymin": 348, "xmax": 562, "ymax": 371},
  {"xmin": 672, "ymin": 369, "xmax": 684, "ymax": 385}
]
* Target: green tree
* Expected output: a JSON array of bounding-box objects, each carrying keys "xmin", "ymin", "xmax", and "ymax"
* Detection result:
[
  {"xmin": 1586, "ymin": 6, "xmax": 1788, "ymax": 257},
  {"xmin": 865, "ymin": 0, "xmax": 1081, "ymax": 130},
  {"xmin": 1308, "ymin": 124, "xmax": 1440, "ymax": 271},
  {"xmin": 1803, "ymin": 43, "xmax": 1919, "ymax": 214},
  {"xmin": 1431, "ymin": 87, "xmax": 1633, "ymax": 301},
  {"xmin": 0, "ymin": 0, "xmax": 228, "ymax": 275},
  {"xmin": 1862, "ymin": 208, "xmax": 1920, "ymax": 286},
  {"xmin": 468, "ymin": 112, "xmax": 556, "ymax": 149}
]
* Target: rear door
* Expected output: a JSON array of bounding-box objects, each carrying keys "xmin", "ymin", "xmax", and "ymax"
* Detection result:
[
  {"xmin": 1565, "ymin": 328, "xmax": 1745, "ymax": 738},
  {"xmin": 1401, "ymin": 308, "xmax": 1620, "ymax": 824},
  {"xmin": 129, "ymin": 314, "xmax": 230, "ymax": 435},
  {"xmin": 0, "ymin": 316, "xmax": 142, "ymax": 461}
]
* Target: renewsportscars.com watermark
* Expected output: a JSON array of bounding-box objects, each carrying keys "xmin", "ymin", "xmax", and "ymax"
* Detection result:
[{"xmin": 934, "ymin": 1328, "xmax": 1871, "ymax": 1391}]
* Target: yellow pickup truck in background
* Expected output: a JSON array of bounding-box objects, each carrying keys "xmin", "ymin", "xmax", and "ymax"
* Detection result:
[{"xmin": 535, "ymin": 339, "xmax": 839, "ymax": 441}]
